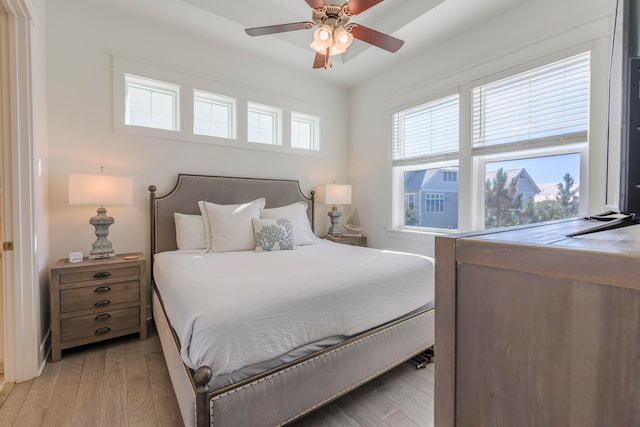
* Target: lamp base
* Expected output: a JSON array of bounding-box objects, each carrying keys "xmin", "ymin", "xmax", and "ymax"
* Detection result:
[
  {"xmin": 327, "ymin": 205, "xmax": 342, "ymax": 237},
  {"xmin": 89, "ymin": 207, "xmax": 116, "ymax": 259}
]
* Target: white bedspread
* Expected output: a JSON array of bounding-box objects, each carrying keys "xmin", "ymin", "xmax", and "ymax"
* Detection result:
[{"xmin": 153, "ymin": 240, "xmax": 434, "ymax": 379}]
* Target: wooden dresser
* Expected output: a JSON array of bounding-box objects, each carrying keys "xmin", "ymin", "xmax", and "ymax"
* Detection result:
[
  {"xmin": 50, "ymin": 253, "xmax": 147, "ymax": 362},
  {"xmin": 435, "ymin": 219, "xmax": 640, "ymax": 427}
]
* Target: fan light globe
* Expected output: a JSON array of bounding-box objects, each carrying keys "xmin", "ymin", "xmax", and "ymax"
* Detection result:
[
  {"xmin": 333, "ymin": 26, "xmax": 353, "ymax": 51},
  {"xmin": 319, "ymin": 29, "xmax": 330, "ymax": 41},
  {"xmin": 313, "ymin": 25, "xmax": 333, "ymax": 50}
]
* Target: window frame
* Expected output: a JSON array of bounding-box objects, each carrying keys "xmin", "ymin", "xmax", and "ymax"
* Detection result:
[
  {"xmin": 391, "ymin": 92, "xmax": 460, "ymax": 232},
  {"xmin": 247, "ymin": 102, "xmax": 282, "ymax": 146},
  {"xmin": 124, "ymin": 73, "xmax": 180, "ymax": 132},
  {"xmin": 193, "ymin": 89, "xmax": 237, "ymax": 140},
  {"xmin": 291, "ymin": 111, "xmax": 320, "ymax": 151},
  {"xmin": 112, "ymin": 54, "xmax": 324, "ymax": 156},
  {"xmin": 390, "ymin": 50, "xmax": 591, "ymax": 236},
  {"xmin": 424, "ymin": 192, "xmax": 445, "ymax": 214}
]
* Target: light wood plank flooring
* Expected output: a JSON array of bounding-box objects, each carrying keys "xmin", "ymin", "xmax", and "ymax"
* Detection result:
[{"xmin": 0, "ymin": 325, "xmax": 434, "ymax": 426}]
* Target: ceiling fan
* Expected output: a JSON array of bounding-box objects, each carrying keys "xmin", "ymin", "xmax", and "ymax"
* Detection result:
[{"xmin": 245, "ymin": 0, "xmax": 404, "ymax": 69}]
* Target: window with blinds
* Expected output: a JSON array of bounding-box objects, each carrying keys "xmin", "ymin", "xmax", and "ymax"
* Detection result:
[
  {"xmin": 393, "ymin": 94, "xmax": 460, "ymax": 230},
  {"xmin": 392, "ymin": 94, "xmax": 459, "ymax": 166},
  {"xmin": 391, "ymin": 51, "xmax": 590, "ymax": 234},
  {"xmin": 473, "ymin": 52, "xmax": 590, "ymax": 149}
]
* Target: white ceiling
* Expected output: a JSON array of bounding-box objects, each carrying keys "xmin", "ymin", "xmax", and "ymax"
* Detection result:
[{"xmin": 96, "ymin": 0, "xmax": 527, "ymax": 88}]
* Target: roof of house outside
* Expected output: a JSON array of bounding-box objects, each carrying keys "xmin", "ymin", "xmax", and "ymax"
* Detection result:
[{"xmin": 485, "ymin": 168, "xmax": 541, "ymax": 193}]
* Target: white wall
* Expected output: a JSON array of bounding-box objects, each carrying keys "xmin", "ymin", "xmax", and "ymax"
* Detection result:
[
  {"xmin": 349, "ymin": 0, "xmax": 618, "ymax": 257},
  {"xmin": 46, "ymin": 0, "xmax": 349, "ymax": 264}
]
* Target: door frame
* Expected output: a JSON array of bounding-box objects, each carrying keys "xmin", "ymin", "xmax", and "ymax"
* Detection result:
[{"xmin": 0, "ymin": 0, "xmax": 40, "ymax": 383}]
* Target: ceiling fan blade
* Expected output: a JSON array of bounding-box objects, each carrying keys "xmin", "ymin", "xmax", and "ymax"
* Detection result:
[
  {"xmin": 305, "ymin": 0, "xmax": 326, "ymax": 9},
  {"xmin": 344, "ymin": 0, "xmax": 383, "ymax": 15},
  {"xmin": 348, "ymin": 24, "xmax": 404, "ymax": 53},
  {"xmin": 245, "ymin": 22, "xmax": 314, "ymax": 37},
  {"xmin": 313, "ymin": 52, "xmax": 326, "ymax": 69}
]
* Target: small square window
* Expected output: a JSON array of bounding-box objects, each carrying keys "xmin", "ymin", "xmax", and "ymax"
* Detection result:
[
  {"xmin": 291, "ymin": 112, "xmax": 320, "ymax": 151},
  {"xmin": 248, "ymin": 102, "xmax": 281, "ymax": 145},
  {"xmin": 193, "ymin": 90, "xmax": 236, "ymax": 139},
  {"xmin": 125, "ymin": 74, "xmax": 179, "ymax": 131}
]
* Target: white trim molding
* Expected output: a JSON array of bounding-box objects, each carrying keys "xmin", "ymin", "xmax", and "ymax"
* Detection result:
[{"xmin": 0, "ymin": 0, "xmax": 40, "ymax": 383}]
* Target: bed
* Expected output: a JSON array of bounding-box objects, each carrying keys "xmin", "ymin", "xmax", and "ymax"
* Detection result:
[{"xmin": 149, "ymin": 174, "xmax": 435, "ymax": 427}]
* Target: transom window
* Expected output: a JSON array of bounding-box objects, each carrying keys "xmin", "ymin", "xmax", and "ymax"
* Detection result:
[
  {"xmin": 193, "ymin": 90, "xmax": 236, "ymax": 139},
  {"xmin": 125, "ymin": 74, "xmax": 179, "ymax": 131},
  {"xmin": 248, "ymin": 102, "xmax": 282, "ymax": 145},
  {"xmin": 291, "ymin": 112, "xmax": 320, "ymax": 151}
]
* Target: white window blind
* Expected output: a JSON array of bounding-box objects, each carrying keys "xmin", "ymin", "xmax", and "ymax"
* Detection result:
[
  {"xmin": 393, "ymin": 94, "xmax": 459, "ymax": 166},
  {"xmin": 473, "ymin": 52, "xmax": 590, "ymax": 147}
]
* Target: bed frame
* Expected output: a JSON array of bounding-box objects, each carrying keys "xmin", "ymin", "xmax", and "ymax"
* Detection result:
[{"xmin": 149, "ymin": 174, "xmax": 435, "ymax": 427}]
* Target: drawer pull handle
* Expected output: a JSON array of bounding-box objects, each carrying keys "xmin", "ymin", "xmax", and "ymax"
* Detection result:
[
  {"xmin": 94, "ymin": 286, "xmax": 111, "ymax": 293},
  {"xmin": 95, "ymin": 313, "xmax": 111, "ymax": 321},
  {"xmin": 94, "ymin": 300, "xmax": 111, "ymax": 307},
  {"xmin": 94, "ymin": 272, "xmax": 111, "ymax": 278},
  {"xmin": 95, "ymin": 327, "xmax": 111, "ymax": 335}
]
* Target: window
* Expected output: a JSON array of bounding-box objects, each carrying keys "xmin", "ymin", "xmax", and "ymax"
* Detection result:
[
  {"xmin": 474, "ymin": 52, "xmax": 589, "ymax": 229},
  {"xmin": 248, "ymin": 102, "xmax": 282, "ymax": 145},
  {"xmin": 393, "ymin": 94, "xmax": 460, "ymax": 230},
  {"xmin": 291, "ymin": 112, "xmax": 320, "ymax": 151},
  {"xmin": 391, "ymin": 51, "xmax": 590, "ymax": 233},
  {"xmin": 125, "ymin": 74, "xmax": 179, "ymax": 131},
  {"xmin": 443, "ymin": 171, "xmax": 457, "ymax": 182},
  {"xmin": 193, "ymin": 90, "xmax": 236, "ymax": 139},
  {"xmin": 405, "ymin": 193, "xmax": 415, "ymax": 210},
  {"xmin": 473, "ymin": 53, "xmax": 589, "ymax": 148},
  {"xmin": 424, "ymin": 193, "xmax": 445, "ymax": 213}
]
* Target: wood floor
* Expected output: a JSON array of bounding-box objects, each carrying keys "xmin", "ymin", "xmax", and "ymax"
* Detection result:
[{"xmin": 0, "ymin": 324, "xmax": 434, "ymax": 426}]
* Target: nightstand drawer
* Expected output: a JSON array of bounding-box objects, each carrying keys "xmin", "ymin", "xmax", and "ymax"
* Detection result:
[
  {"xmin": 61, "ymin": 306, "xmax": 140, "ymax": 342},
  {"xmin": 60, "ymin": 280, "xmax": 140, "ymax": 313},
  {"xmin": 59, "ymin": 266, "xmax": 139, "ymax": 285}
]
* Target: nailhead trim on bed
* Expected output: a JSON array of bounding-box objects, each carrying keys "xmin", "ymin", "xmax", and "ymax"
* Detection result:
[{"xmin": 209, "ymin": 307, "xmax": 435, "ymax": 426}]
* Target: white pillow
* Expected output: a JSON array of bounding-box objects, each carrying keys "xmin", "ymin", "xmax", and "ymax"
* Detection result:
[
  {"xmin": 261, "ymin": 202, "xmax": 319, "ymax": 246},
  {"xmin": 174, "ymin": 213, "xmax": 206, "ymax": 250},
  {"xmin": 198, "ymin": 198, "xmax": 266, "ymax": 253},
  {"xmin": 252, "ymin": 218, "xmax": 295, "ymax": 252}
]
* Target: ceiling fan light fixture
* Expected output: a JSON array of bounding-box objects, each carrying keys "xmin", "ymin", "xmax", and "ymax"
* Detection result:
[
  {"xmin": 333, "ymin": 26, "xmax": 353, "ymax": 50},
  {"xmin": 313, "ymin": 25, "xmax": 333, "ymax": 47}
]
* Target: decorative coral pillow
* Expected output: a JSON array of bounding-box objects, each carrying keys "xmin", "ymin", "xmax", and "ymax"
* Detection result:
[{"xmin": 252, "ymin": 218, "xmax": 295, "ymax": 252}]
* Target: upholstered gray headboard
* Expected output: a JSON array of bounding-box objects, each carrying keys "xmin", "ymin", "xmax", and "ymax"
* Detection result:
[{"xmin": 149, "ymin": 174, "xmax": 314, "ymax": 256}]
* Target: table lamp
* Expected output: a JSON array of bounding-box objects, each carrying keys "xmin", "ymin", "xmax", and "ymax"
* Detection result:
[
  {"xmin": 316, "ymin": 184, "xmax": 352, "ymax": 237},
  {"xmin": 69, "ymin": 170, "xmax": 133, "ymax": 259}
]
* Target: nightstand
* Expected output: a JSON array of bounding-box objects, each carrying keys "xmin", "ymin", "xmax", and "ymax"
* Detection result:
[
  {"xmin": 322, "ymin": 235, "xmax": 367, "ymax": 247},
  {"xmin": 49, "ymin": 252, "xmax": 147, "ymax": 362}
]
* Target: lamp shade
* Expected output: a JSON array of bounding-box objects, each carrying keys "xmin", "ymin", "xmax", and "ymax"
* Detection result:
[
  {"xmin": 316, "ymin": 184, "xmax": 352, "ymax": 205},
  {"xmin": 69, "ymin": 173, "xmax": 133, "ymax": 206}
]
